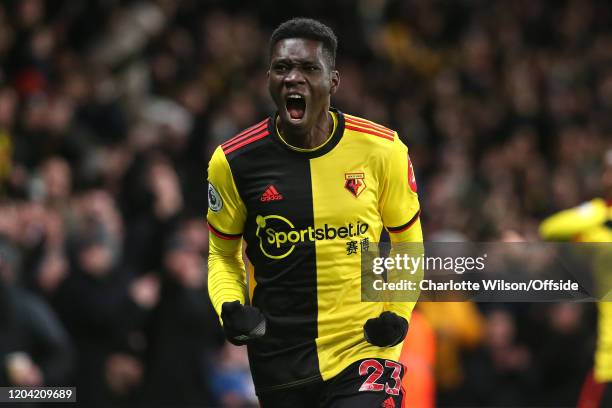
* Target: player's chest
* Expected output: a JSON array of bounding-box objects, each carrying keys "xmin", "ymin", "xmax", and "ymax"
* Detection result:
[{"xmin": 236, "ymin": 155, "xmax": 382, "ymax": 227}]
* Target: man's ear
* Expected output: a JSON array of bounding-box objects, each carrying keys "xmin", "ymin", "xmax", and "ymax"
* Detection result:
[
  {"xmin": 266, "ymin": 70, "xmax": 270, "ymax": 79},
  {"xmin": 330, "ymin": 70, "xmax": 340, "ymax": 95}
]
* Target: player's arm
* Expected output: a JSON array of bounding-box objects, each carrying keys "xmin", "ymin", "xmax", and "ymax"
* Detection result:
[
  {"xmin": 539, "ymin": 199, "xmax": 607, "ymax": 241},
  {"xmin": 207, "ymin": 147, "xmax": 265, "ymax": 345},
  {"xmin": 365, "ymin": 136, "xmax": 423, "ymax": 347}
]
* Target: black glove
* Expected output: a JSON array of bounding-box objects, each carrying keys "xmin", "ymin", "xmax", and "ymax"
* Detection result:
[
  {"xmin": 364, "ymin": 311, "xmax": 408, "ymax": 347},
  {"xmin": 221, "ymin": 300, "xmax": 266, "ymax": 345}
]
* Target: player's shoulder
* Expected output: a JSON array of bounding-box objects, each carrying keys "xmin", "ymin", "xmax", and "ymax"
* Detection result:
[
  {"xmin": 342, "ymin": 112, "xmax": 407, "ymax": 158},
  {"xmin": 217, "ymin": 117, "xmax": 272, "ymax": 159},
  {"xmin": 342, "ymin": 113, "xmax": 399, "ymax": 147}
]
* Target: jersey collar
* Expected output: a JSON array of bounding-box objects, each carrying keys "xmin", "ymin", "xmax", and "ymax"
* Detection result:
[{"xmin": 269, "ymin": 107, "xmax": 345, "ymax": 159}]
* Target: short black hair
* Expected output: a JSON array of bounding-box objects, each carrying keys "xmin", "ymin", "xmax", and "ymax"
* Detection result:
[{"xmin": 269, "ymin": 18, "xmax": 338, "ymax": 68}]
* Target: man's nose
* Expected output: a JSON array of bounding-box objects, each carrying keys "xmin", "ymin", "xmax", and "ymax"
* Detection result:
[{"xmin": 284, "ymin": 68, "xmax": 305, "ymax": 85}]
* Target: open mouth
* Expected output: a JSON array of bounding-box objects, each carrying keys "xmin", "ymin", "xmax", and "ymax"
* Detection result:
[{"xmin": 286, "ymin": 94, "xmax": 306, "ymax": 120}]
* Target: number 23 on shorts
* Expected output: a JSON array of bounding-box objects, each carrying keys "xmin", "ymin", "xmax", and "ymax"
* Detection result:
[{"xmin": 358, "ymin": 359, "xmax": 403, "ymax": 395}]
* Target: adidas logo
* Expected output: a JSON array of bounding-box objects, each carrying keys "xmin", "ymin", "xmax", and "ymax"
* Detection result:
[
  {"xmin": 381, "ymin": 396, "xmax": 396, "ymax": 408},
  {"xmin": 260, "ymin": 185, "xmax": 283, "ymax": 202}
]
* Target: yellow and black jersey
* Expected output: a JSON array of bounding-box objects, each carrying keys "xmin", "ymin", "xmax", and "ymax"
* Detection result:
[
  {"xmin": 207, "ymin": 108, "xmax": 422, "ymax": 392},
  {"xmin": 540, "ymin": 198, "xmax": 612, "ymax": 383}
]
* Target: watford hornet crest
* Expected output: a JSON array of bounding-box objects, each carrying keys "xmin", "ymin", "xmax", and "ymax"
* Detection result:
[{"xmin": 345, "ymin": 172, "xmax": 366, "ymax": 197}]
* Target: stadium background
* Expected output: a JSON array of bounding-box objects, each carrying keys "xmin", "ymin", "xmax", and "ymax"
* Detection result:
[{"xmin": 0, "ymin": 0, "xmax": 610, "ymax": 406}]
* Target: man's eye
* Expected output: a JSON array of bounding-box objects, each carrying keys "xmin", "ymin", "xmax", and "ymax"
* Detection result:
[
  {"xmin": 275, "ymin": 65, "xmax": 289, "ymax": 72},
  {"xmin": 306, "ymin": 66, "xmax": 319, "ymax": 71}
]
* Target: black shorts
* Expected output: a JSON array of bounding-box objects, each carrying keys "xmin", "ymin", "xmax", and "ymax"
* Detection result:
[{"xmin": 257, "ymin": 358, "xmax": 405, "ymax": 408}]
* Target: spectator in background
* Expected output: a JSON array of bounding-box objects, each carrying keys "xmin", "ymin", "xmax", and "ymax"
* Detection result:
[
  {"xmin": 0, "ymin": 239, "xmax": 74, "ymax": 391},
  {"xmin": 209, "ymin": 343, "xmax": 259, "ymax": 408},
  {"xmin": 530, "ymin": 303, "xmax": 593, "ymax": 405},
  {"xmin": 418, "ymin": 301, "xmax": 485, "ymax": 404},
  {"xmin": 143, "ymin": 218, "xmax": 224, "ymax": 406},
  {"xmin": 461, "ymin": 308, "xmax": 534, "ymax": 407},
  {"xmin": 121, "ymin": 153, "xmax": 183, "ymax": 275},
  {"xmin": 43, "ymin": 189, "xmax": 159, "ymax": 407}
]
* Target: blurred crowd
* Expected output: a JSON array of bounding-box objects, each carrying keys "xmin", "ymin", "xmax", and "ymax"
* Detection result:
[{"xmin": 0, "ymin": 0, "xmax": 610, "ymax": 406}]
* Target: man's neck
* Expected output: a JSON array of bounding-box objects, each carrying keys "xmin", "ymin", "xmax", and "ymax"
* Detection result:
[{"xmin": 278, "ymin": 110, "xmax": 333, "ymax": 150}]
